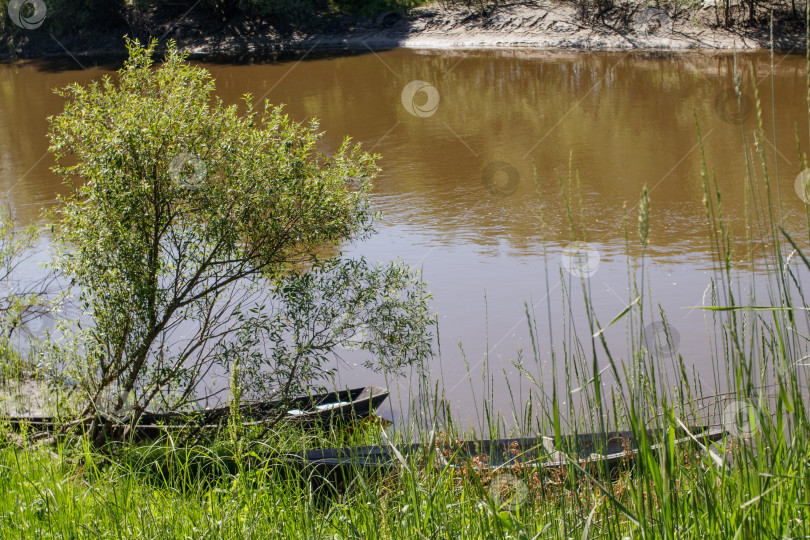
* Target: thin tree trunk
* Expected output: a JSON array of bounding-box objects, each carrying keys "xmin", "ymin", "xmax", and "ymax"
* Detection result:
[{"xmin": 725, "ymin": 0, "xmax": 731, "ymax": 28}]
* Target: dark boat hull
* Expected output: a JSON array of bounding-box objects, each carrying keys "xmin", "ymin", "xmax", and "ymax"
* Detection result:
[
  {"xmin": 2, "ymin": 385, "xmax": 389, "ymax": 437},
  {"xmin": 285, "ymin": 426, "xmax": 727, "ymax": 475}
]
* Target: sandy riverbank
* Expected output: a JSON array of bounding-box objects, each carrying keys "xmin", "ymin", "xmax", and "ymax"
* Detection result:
[
  {"xmin": 180, "ymin": 2, "xmax": 799, "ymax": 55},
  {"xmin": 1, "ymin": 2, "xmax": 805, "ymax": 61}
]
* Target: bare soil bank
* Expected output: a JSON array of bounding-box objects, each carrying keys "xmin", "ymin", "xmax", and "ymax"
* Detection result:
[{"xmin": 1, "ymin": 2, "xmax": 807, "ymax": 61}]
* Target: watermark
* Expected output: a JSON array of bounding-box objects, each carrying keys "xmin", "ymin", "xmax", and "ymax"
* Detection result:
[
  {"xmin": 169, "ymin": 153, "xmax": 207, "ymax": 189},
  {"xmin": 22, "ymin": 309, "xmax": 55, "ymax": 339},
  {"xmin": 561, "ymin": 242, "xmax": 600, "ymax": 279},
  {"xmin": 8, "ymin": 0, "xmax": 46, "ymax": 30},
  {"xmin": 8, "ymin": 305, "xmax": 56, "ymax": 359},
  {"xmin": 714, "ymin": 88, "xmax": 754, "ymax": 125},
  {"xmin": 0, "ymin": 280, "xmax": 16, "ymax": 311},
  {"xmin": 330, "ymin": 313, "xmax": 374, "ymax": 351},
  {"xmin": 482, "ymin": 161, "xmax": 520, "ymax": 197},
  {"xmin": 93, "ymin": 388, "xmax": 137, "ymax": 423},
  {"xmin": 642, "ymin": 320, "xmax": 680, "ymax": 359},
  {"xmin": 401, "ymin": 80, "xmax": 440, "ymax": 118},
  {"xmin": 1, "ymin": 280, "xmax": 53, "ymax": 339},
  {"xmin": 794, "ymin": 169, "xmax": 810, "ymax": 204},
  {"xmin": 634, "ymin": 8, "xmax": 672, "ymax": 36},
  {"xmin": 488, "ymin": 473, "xmax": 528, "ymax": 512},
  {"xmin": 722, "ymin": 398, "xmax": 761, "ymax": 438}
]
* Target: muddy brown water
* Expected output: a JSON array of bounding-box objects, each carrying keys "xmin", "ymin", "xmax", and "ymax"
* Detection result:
[{"xmin": 1, "ymin": 49, "xmax": 808, "ymax": 431}]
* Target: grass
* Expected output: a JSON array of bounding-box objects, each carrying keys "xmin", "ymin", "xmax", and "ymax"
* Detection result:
[
  {"xmin": 1, "ymin": 403, "xmax": 808, "ymax": 538},
  {"xmin": 3, "ymin": 31, "xmax": 810, "ymax": 540}
]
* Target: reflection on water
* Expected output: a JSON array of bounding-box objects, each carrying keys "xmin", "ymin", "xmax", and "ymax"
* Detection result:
[{"xmin": 0, "ymin": 49, "xmax": 807, "ymax": 427}]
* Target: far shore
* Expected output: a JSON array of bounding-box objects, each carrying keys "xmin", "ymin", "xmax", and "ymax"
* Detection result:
[{"xmin": 1, "ymin": 2, "xmax": 806, "ymax": 62}]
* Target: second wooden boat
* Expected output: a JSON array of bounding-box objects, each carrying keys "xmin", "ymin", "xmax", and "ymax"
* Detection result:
[{"xmin": 284, "ymin": 425, "xmax": 726, "ymax": 474}]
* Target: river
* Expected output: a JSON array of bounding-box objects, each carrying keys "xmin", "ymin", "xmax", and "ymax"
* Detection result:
[{"xmin": 1, "ymin": 49, "xmax": 807, "ymax": 429}]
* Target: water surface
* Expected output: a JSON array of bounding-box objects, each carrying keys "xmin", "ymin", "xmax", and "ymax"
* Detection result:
[{"xmin": 1, "ymin": 49, "xmax": 808, "ymax": 428}]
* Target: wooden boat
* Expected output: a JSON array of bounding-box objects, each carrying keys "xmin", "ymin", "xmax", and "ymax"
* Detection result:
[
  {"xmin": 2, "ymin": 385, "xmax": 389, "ymax": 437},
  {"xmin": 284, "ymin": 425, "xmax": 726, "ymax": 475},
  {"xmin": 239, "ymin": 385, "xmax": 389, "ymax": 425}
]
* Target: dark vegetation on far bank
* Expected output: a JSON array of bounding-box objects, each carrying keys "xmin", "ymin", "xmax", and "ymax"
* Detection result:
[{"xmin": 0, "ymin": 0, "xmax": 806, "ymax": 59}]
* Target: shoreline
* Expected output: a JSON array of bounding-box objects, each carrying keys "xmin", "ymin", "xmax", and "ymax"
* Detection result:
[{"xmin": 1, "ymin": 3, "xmax": 806, "ymax": 62}]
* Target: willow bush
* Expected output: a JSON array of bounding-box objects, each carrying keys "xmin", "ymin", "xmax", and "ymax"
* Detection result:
[{"xmin": 45, "ymin": 39, "xmax": 435, "ymax": 443}]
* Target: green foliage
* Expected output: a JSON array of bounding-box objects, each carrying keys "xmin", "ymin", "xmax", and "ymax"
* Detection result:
[
  {"xmin": 1, "ymin": 381, "xmax": 809, "ymax": 539},
  {"xmin": 46, "ymin": 39, "xmax": 434, "ymax": 438},
  {"xmin": 167, "ymin": 0, "xmax": 427, "ymax": 21},
  {"xmin": 0, "ymin": 207, "xmax": 37, "ymax": 309},
  {"xmin": 236, "ymin": 0, "xmax": 326, "ymax": 20},
  {"xmin": 46, "ymin": 0, "xmax": 124, "ymax": 33},
  {"xmin": 330, "ymin": 0, "xmax": 428, "ymax": 16},
  {"xmin": 0, "ymin": 206, "xmax": 44, "ymax": 381},
  {"xmin": 221, "ymin": 257, "xmax": 434, "ymax": 404}
]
